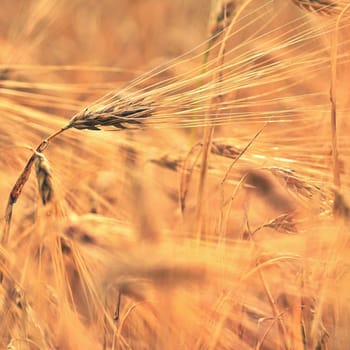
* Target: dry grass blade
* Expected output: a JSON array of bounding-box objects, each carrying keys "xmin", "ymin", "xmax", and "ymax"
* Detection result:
[
  {"xmin": 35, "ymin": 153, "xmax": 54, "ymax": 205},
  {"xmin": 2, "ymin": 154, "xmax": 36, "ymax": 247}
]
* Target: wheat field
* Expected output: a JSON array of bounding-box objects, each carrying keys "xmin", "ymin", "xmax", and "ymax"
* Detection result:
[{"xmin": 1, "ymin": 0, "xmax": 350, "ymax": 349}]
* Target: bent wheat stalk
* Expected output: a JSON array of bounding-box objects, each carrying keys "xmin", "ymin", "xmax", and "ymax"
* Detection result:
[
  {"xmin": 329, "ymin": 4, "xmax": 350, "ymax": 190},
  {"xmin": 1, "ymin": 103, "xmax": 152, "ymax": 250}
]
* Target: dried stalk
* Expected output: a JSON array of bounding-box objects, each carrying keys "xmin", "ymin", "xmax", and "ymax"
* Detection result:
[
  {"xmin": 210, "ymin": 1, "xmax": 237, "ymax": 38},
  {"xmin": 196, "ymin": 0, "xmax": 255, "ymax": 241},
  {"xmin": 329, "ymin": 4, "xmax": 350, "ymax": 190}
]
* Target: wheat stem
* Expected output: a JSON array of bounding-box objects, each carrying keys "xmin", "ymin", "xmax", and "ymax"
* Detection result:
[
  {"xmin": 330, "ymin": 4, "xmax": 350, "ymax": 190},
  {"xmin": 196, "ymin": 0, "xmax": 255, "ymax": 241}
]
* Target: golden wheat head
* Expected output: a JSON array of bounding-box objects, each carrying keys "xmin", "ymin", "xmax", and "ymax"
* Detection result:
[{"xmin": 68, "ymin": 101, "xmax": 153, "ymax": 131}]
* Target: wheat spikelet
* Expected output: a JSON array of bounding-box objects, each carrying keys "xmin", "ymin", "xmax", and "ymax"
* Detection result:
[
  {"xmin": 211, "ymin": 140, "xmax": 241, "ymax": 159},
  {"xmin": 254, "ymin": 213, "xmax": 298, "ymax": 235},
  {"xmin": 67, "ymin": 98, "xmax": 153, "ymax": 131},
  {"xmin": 34, "ymin": 153, "xmax": 54, "ymax": 205},
  {"xmin": 268, "ymin": 167, "xmax": 325, "ymax": 200}
]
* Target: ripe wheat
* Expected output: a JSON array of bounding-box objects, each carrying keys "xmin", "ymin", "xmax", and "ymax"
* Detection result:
[{"xmin": 1, "ymin": 1, "xmax": 350, "ymax": 349}]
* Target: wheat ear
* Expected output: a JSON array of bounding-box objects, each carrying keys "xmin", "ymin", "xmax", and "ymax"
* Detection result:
[
  {"xmin": 67, "ymin": 102, "xmax": 152, "ymax": 131},
  {"xmin": 291, "ymin": 0, "xmax": 346, "ymax": 15}
]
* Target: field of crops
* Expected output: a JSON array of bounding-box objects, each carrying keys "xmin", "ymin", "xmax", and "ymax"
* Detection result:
[{"xmin": 1, "ymin": 1, "xmax": 350, "ymax": 349}]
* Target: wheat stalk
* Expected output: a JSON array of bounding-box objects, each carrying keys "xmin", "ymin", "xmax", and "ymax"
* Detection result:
[{"xmin": 210, "ymin": 1, "xmax": 237, "ymax": 38}]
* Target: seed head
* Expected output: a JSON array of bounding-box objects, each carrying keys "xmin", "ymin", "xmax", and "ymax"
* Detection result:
[{"xmin": 68, "ymin": 99, "xmax": 153, "ymax": 131}]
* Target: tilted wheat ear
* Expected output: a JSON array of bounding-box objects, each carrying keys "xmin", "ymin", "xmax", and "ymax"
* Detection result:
[
  {"xmin": 67, "ymin": 99, "xmax": 153, "ymax": 131},
  {"xmin": 1, "ymin": 97, "xmax": 153, "ymax": 249},
  {"xmin": 291, "ymin": 0, "xmax": 347, "ymax": 15}
]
